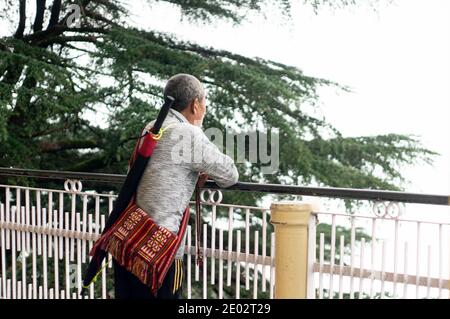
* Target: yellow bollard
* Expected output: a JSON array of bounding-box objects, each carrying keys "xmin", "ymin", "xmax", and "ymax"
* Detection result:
[{"xmin": 270, "ymin": 201, "xmax": 317, "ymax": 299}]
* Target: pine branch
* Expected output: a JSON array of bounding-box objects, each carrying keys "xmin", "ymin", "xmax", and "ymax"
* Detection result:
[
  {"xmin": 24, "ymin": 26, "xmax": 108, "ymax": 45},
  {"xmin": 63, "ymin": 43, "xmax": 97, "ymax": 55},
  {"xmin": 38, "ymin": 139, "xmax": 99, "ymax": 153},
  {"xmin": 39, "ymin": 35, "xmax": 102, "ymax": 46},
  {"xmin": 32, "ymin": 124, "xmax": 71, "ymax": 138},
  {"xmin": 84, "ymin": 9, "xmax": 120, "ymax": 27}
]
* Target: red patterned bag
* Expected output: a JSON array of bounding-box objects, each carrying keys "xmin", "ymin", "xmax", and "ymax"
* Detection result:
[{"xmin": 91, "ymin": 201, "xmax": 189, "ymax": 295}]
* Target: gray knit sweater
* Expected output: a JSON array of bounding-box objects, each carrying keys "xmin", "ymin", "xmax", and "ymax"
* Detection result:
[{"xmin": 135, "ymin": 109, "xmax": 239, "ymax": 259}]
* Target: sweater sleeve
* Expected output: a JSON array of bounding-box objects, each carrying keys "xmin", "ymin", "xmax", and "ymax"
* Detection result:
[{"xmin": 189, "ymin": 126, "xmax": 239, "ymax": 188}]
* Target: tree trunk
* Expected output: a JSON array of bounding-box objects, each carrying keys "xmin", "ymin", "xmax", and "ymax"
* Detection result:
[
  {"xmin": 33, "ymin": 0, "xmax": 47, "ymax": 32},
  {"xmin": 14, "ymin": 0, "xmax": 26, "ymax": 38},
  {"xmin": 47, "ymin": 0, "xmax": 62, "ymax": 30}
]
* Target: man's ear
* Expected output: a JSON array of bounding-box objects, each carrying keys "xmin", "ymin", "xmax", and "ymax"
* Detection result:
[
  {"xmin": 186, "ymin": 99, "xmax": 194, "ymax": 114},
  {"xmin": 191, "ymin": 98, "xmax": 200, "ymax": 114}
]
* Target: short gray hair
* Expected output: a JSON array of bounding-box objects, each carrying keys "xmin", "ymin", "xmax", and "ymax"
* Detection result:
[{"xmin": 164, "ymin": 73, "xmax": 205, "ymax": 112}]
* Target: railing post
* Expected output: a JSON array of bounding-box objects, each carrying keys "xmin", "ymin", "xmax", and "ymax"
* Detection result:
[{"xmin": 270, "ymin": 201, "xmax": 317, "ymax": 299}]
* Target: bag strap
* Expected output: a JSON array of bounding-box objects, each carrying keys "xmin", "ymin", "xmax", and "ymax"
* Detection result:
[
  {"xmin": 129, "ymin": 124, "xmax": 176, "ymax": 167},
  {"xmin": 195, "ymin": 185, "xmax": 202, "ymax": 267},
  {"xmin": 195, "ymin": 174, "xmax": 208, "ymax": 267}
]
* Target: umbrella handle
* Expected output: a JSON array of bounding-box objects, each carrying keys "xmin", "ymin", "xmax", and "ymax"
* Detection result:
[{"xmin": 151, "ymin": 95, "xmax": 175, "ymax": 134}]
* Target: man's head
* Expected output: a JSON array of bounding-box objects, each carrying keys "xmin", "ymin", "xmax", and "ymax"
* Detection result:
[{"xmin": 164, "ymin": 73, "xmax": 206, "ymax": 127}]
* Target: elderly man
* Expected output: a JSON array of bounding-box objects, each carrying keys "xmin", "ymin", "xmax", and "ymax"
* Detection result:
[{"xmin": 113, "ymin": 73, "xmax": 239, "ymax": 299}]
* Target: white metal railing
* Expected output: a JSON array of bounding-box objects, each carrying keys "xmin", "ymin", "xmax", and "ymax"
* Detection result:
[
  {"xmin": 185, "ymin": 198, "xmax": 274, "ymax": 299},
  {"xmin": 0, "ymin": 179, "xmax": 449, "ymax": 299},
  {"xmin": 0, "ymin": 182, "xmax": 274, "ymax": 299},
  {"xmin": 313, "ymin": 205, "xmax": 450, "ymax": 299}
]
